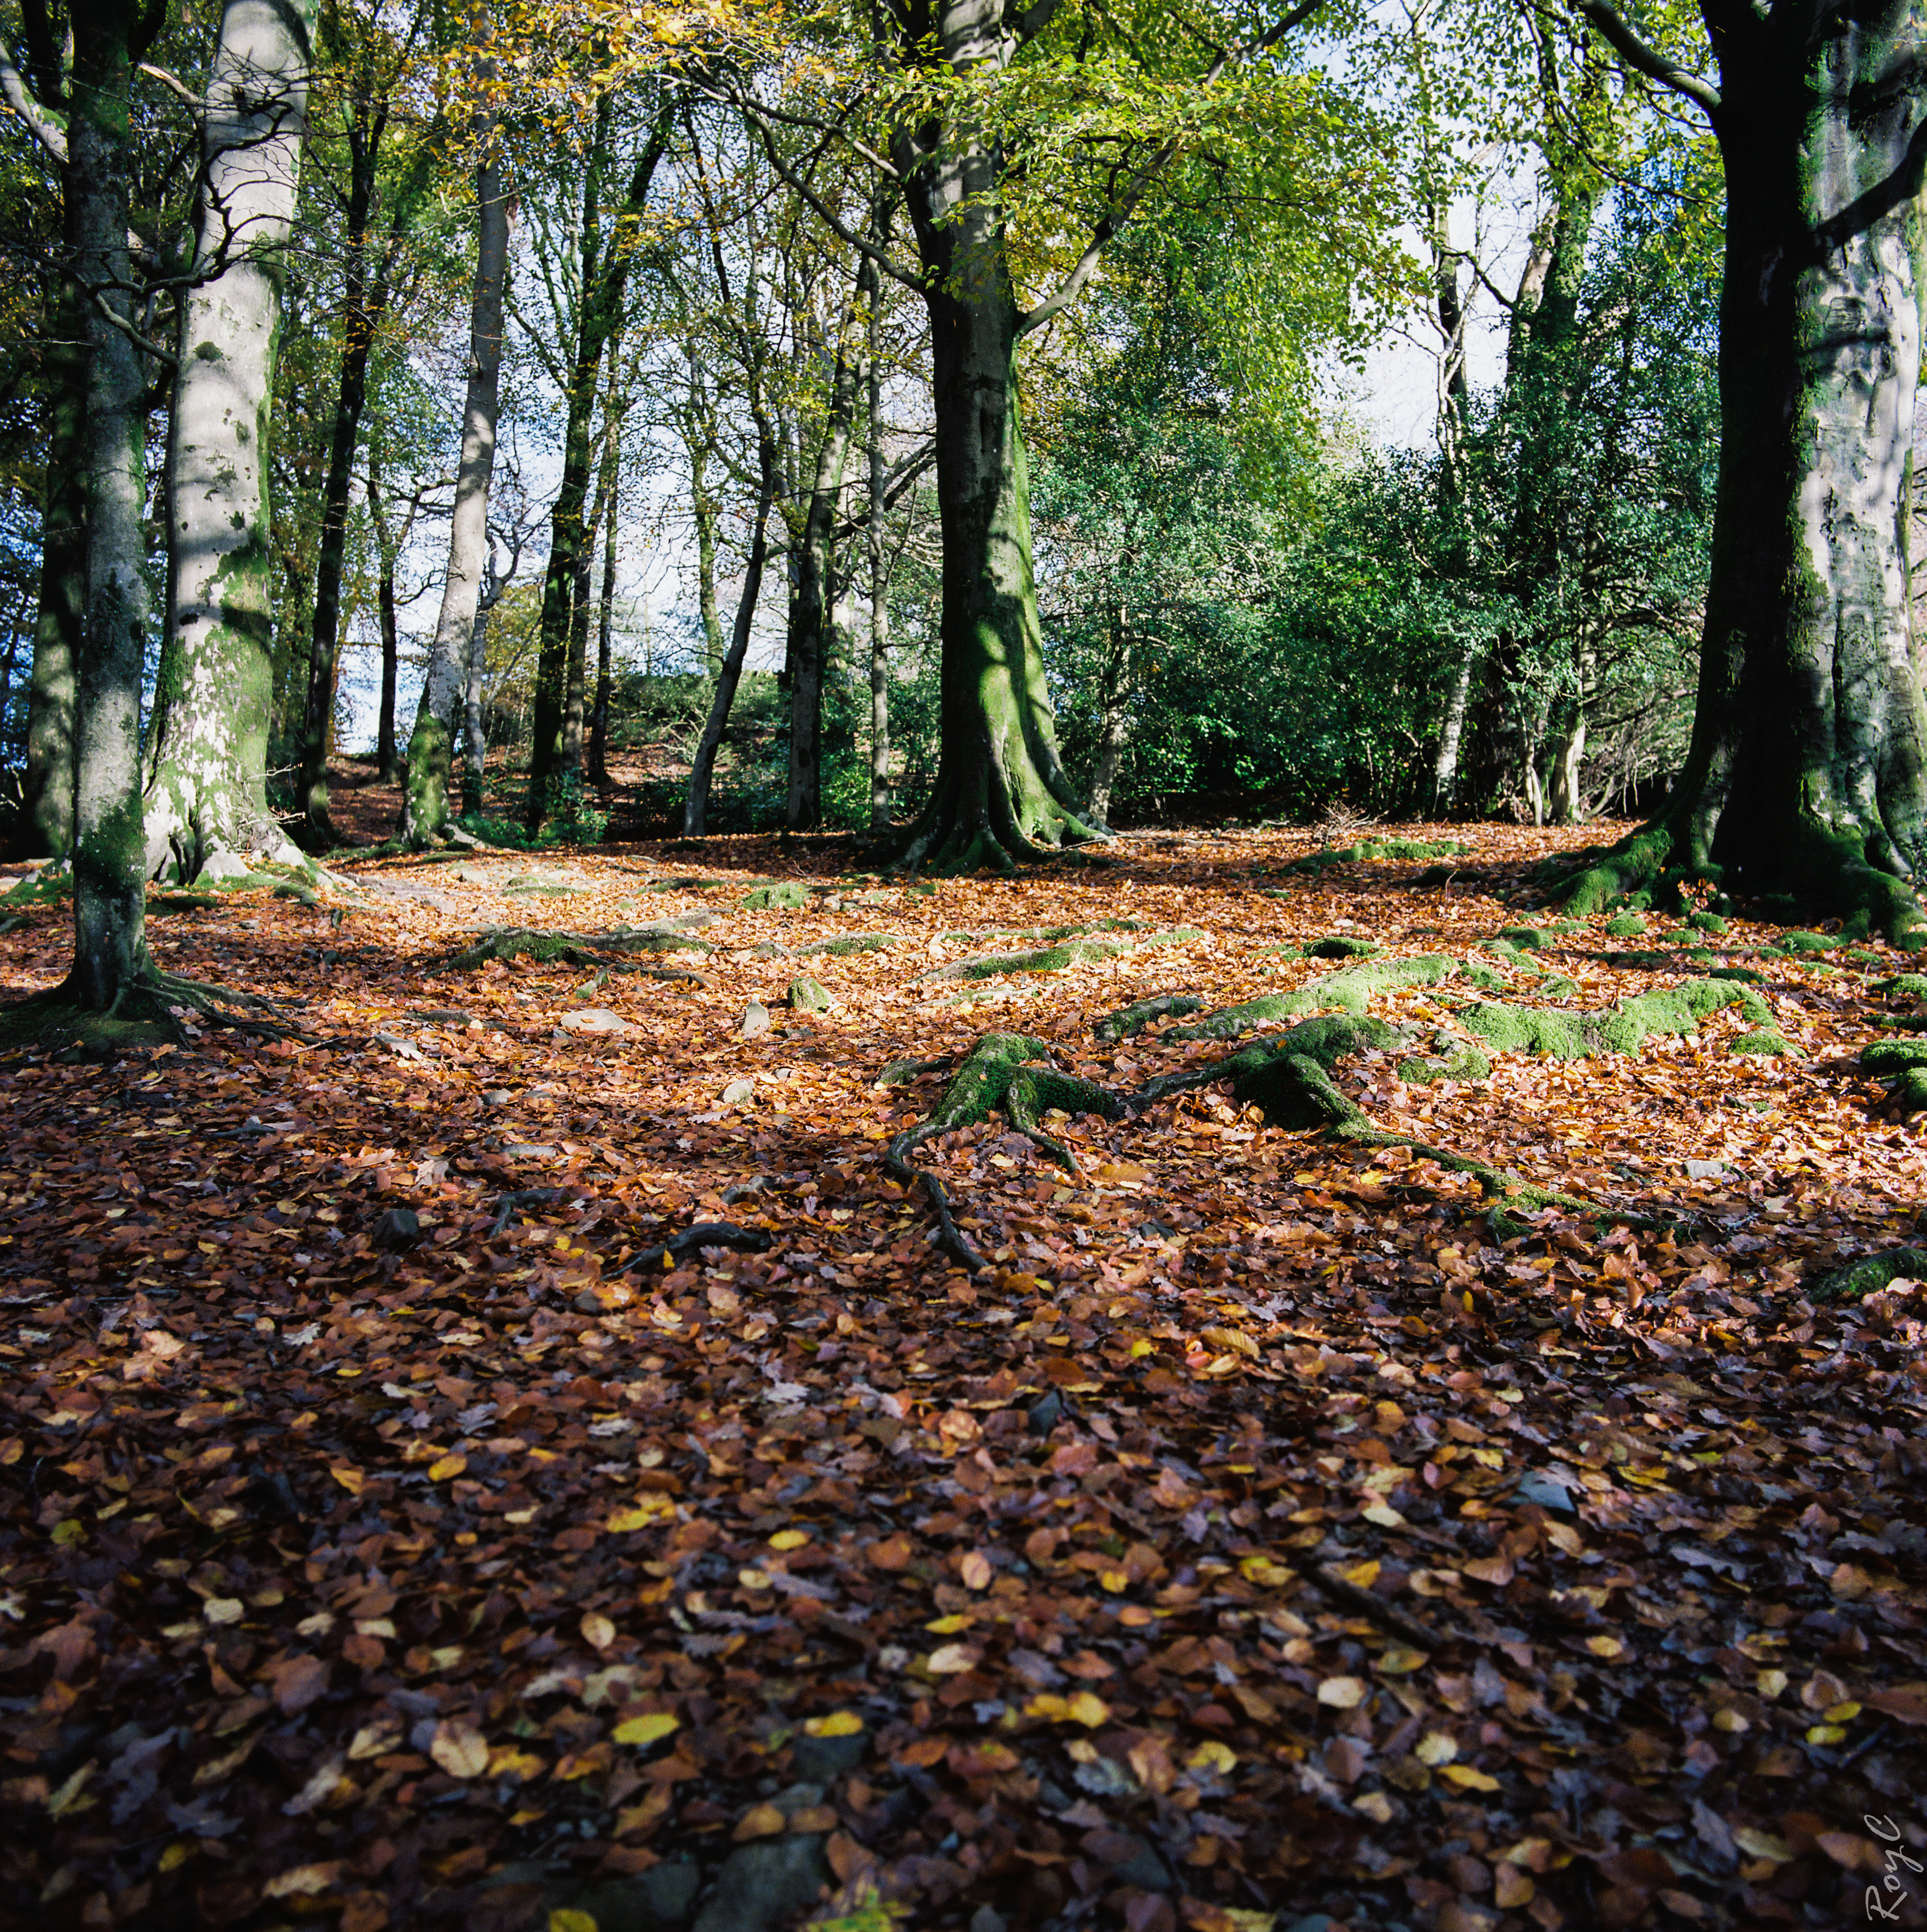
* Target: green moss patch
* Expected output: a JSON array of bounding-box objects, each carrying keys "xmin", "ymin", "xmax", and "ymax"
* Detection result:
[
  {"xmin": 1460, "ymin": 978, "xmax": 1773, "ymax": 1061},
  {"xmin": 1095, "ymin": 994, "xmax": 1205, "ymax": 1041},
  {"xmin": 1603, "ymin": 914, "xmax": 1648, "ymax": 938},
  {"xmin": 742, "ymin": 883, "xmax": 810, "ymax": 912}
]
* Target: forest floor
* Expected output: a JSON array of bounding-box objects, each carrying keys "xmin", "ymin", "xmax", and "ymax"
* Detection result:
[{"xmin": 0, "ymin": 819, "xmax": 1923, "ymax": 1932}]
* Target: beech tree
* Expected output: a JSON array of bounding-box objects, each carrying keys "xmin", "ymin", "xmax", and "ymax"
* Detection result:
[
  {"xmin": 704, "ymin": 0, "xmax": 1379, "ymax": 870},
  {"xmin": 1562, "ymin": 0, "xmax": 1927, "ymax": 938},
  {"xmin": 144, "ymin": 0, "xmax": 318, "ymax": 882}
]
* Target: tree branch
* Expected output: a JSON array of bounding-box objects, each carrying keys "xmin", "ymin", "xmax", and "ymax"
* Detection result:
[
  {"xmin": 0, "ymin": 45, "xmax": 66, "ymax": 164},
  {"xmin": 1575, "ymin": 0, "xmax": 1721, "ymax": 113}
]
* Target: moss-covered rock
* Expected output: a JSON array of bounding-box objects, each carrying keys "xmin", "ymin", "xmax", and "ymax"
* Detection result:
[
  {"xmin": 1603, "ymin": 913, "xmax": 1648, "ymax": 938},
  {"xmin": 1709, "ymin": 964, "xmax": 1764, "ymax": 985},
  {"xmin": 785, "ymin": 976, "xmax": 832, "ymax": 1012},
  {"xmin": 1499, "ymin": 927, "xmax": 1550, "ymax": 949},
  {"xmin": 1686, "ymin": 910, "xmax": 1729, "ymax": 935},
  {"xmin": 1305, "ymin": 935, "xmax": 1381, "ymax": 959},
  {"xmin": 795, "ymin": 933, "xmax": 904, "ymax": 957},
  {"xmin": 1810, "ymin": 1246, "xmax": 1927, "ymax": 1302},
  {"xmin": 927, "ymin": 937, "xmax": 1132, "ymax": 982},
  {"xmin": 1773, "ymin": 929, "xmax": 1834, "ymax": 955},
  {"xmin": 1460, "ymin": 978, "xmax": 1772, "ymax": 1060},
  {"xmin": 1875, "ymin": 973, "xmax": 1927, "ymax": 1002},
  {"xmin": 742, "ymin": 882, "xmax": 811, "ymax": 912},
  {"xmin": 1730, "ymin": 1031, "xmax": 1793, "ymax": 1056}
]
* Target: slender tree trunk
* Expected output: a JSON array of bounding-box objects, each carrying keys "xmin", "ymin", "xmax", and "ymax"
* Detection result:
[
  {"xmin": 889, "ymin": 39, "xmax": 1098, "ymax": 872},
  {"xmin": 524, "ymin": 99, "xmax": 671, "ymax": 829},
  {"xmin": 144, "ymin": 0, "xmax": 316, "ymax": 879},
  {"xmin": 1430, "ymin": 646, "xmax": 1474, "ymax": 814},
  {"xmin": 691, "ymin": 442, "xmax": 725, "ymax": 679},
  {"xmin": 1087, "ymin": 601, "xmax": 1130, "ymax": 827},
  {"xmin": 67, "ymin": 3, "xmax": 152, "ymax": 1005},
  {"xmin": 19, "ymin": 282, "xmax": 84, "ymax": 860},
  {"xmin": 296, "ymin": 84, "xmax": 390, "ymax": 848},
  {"xmin": 463, "ymin": 602, "xmax": 491, "ymax": 816},
  {"xmin": 401, "ymin": 47, "xmax": 507, "ymax": 845},
  {"xmin": 1570, "ymin": 7, "xmax": 1927, "ymax": 939},
  {"xmin": 588, "ymin": 461, "xmax": 619, "ymax": 784},
  {"xmin": 786, "ymin": 278, "xmax": 862, "ymax": 832},
  {"xmin": 563, "ymin": 355, "xmax": 622, "ymax": 793},
  {"xmin": 865, "ymin": 247, "xmax": 891, "ymax": 831},
  {"xmin": 683, "ymin": 429, "xmax": 779, "ymax": 837},
  {"xmin": 368, "ymin": 451, "xmax": 400, "ymax": 783}
]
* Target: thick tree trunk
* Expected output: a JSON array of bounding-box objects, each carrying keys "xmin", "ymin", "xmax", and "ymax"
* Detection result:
[
  {"xmin": 19, "ymin": 283, "xmax": 84, "ymax": 860},
  {"xmin": 1570, "ymin": 8, "xmax": 1927, "ymax": 939},
  {"xmin": 889, "ymin": 112, "xmax": 1098, "ymax": 871},
  {"xmin": 786, "ymin": 282, "xmax": 862, "ymax": 832},
  {"xmin": 296, "ymin": 86, "xmax": 389, "ymax": 848},
  {"xmin": 68, "ymin": 5, "xmax": 152, "ymax": 1005},
  {"xmin": 683, "ymin": 432, "xmax": 778, "ymax": 837},
  {"xmin": 401, "ymin": 60, "xmax": 507, "ymax": 847},
  {"xmin": 144, "ymin": 0, "xmax": 315, "ymax": 880}
]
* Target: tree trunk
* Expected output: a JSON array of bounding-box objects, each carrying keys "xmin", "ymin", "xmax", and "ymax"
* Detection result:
[
  {"xmin": 683, "ymin": 429, "xmax": 779, "ymax": 837},
  {"xmin": 401, "ymin": 49, "xmax": 507, "ymax": 847},
  {"xmin": 68, "ymin": 4, "xmax": 152, "ymax": 1005},
  {"xmin": 18, "ymin": 282, "xmax": 84, "ymax": 860},
  {"xmin": 889, "ymin": 104, "xmax": 1098, "ymax": 872},
  {"xmin": 296, "ymin": 79, "xmax": 391, "ymax": 848},
  {"xmin": 691, "ymin": 440, "xmax": 726, "ymax": 679},
  {"xmin": 563, "ymin": 357, "xmax": 622, "ymax": 795},
  {"xmin": 1086, "ymin": 602, "xmax": 1130, "ymax": 828},
  {"xmin": 1570, "ymin": 7, "xmax": 1927, "ymax": 940},
  {"xmin": 588, "ymin": 458, "xmax": 619, "ymax": 784},
  {"xmin": 786, "ymin": 278, "xmax": 862, "ymax": 832},
  {"xmin": 463, "ymin": 602, "xmax": 491, "ymax": 817},
  {"xmin": 144, "ymin": 0, "xmax": 316, "ymax": 880},
  {"xmin": 524, "ymin": 100, "xmax": 671, "ymax": 831},
  {"xmin": 368, "ymin": 451, "xmax": 401, "ymax": 783},
  {"xmin": 1430, "ymin": 644, "xmax": 1474, "ymax": 813},
  {"xmin": 865, "ymin": 248, "xmax": 891, "ymax": 831}
]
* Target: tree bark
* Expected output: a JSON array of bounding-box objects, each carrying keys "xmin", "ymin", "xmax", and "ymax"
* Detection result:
[
  {"xmin": 865, "ymin": 245, "xmax": 891, "ymax": 831},
  {"xmin": 401, "ymin": 43, "xmax": 507, "ymax": 847},
  {"xmin": 19, "ymin": 284, "xmax": 83, "ymax": 862},
  {"xmin": 67, "ymin": 3, "xmax": 152, "ymax": 1005},
  {"xmin": 367, "ymin": 449, "xmax": 401, "ymax": 783},
  {"xmin": 1086, "ymin": 601, "xmax": 1130, "ymax": 828},
  {"xmin": 144, "ymin": 0, "xmax": 316, "ymax": 880},
  {"xmin": 1570, "ymin": 3, "xmax": 1927, "ymax": 940},
  {"xmin": 786, "ymin": 276, "xmax": 862, "ymax": 832}
]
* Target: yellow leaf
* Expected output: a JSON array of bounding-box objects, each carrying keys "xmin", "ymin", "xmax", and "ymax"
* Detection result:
[
  {"xmin": 330, "ymin": 1467, "xmax": 365, "ymax": 1495},
  {"xmin": 429, "ymin": 1720, "xmax": 489, "ymax": 1781},
  {"xmin": 1804, "ymin": 1722, "xmax": 1848, "ymax": 1745},
  {"xmin": 1439, "ymin": 1765, "xmax": 1500, "ymax": 1792},
  {"xmin": 551, "ymin": 1913, "xmax": 601, "ymax": 1932},
  {"xmin": 1065, "ymin": 1691, "xmax": 1110, "ymax": 1728},
  {"xmin": 1352, "ymin": 1790, "xmax": 1393, "ymax": 1823},
  {"xmin": 927, "ymin": 1643, "xmax": 980, "ymax": 1675},
  {"xmin": 925, "ymin": 1615, "xmax": 970, "ymax": 1634},
  {"xmin": 611, "ymin": 1713, "xmax": 680, "ymax": 1748},
  {"xmin": 1376, "ymin": 1647, "xmax": 1427, "ymax": 1675},
  {"xmin": 1757, "ymin": 1670, "xmax": 1789, "ymax": 1699},
  {"xmin": 1711, "ymin": 1707, "xmax": 1749, "ymax": 1733},
  {"xmin": 803, "ymin": 1711, "xmax": 865, "ymax": 1738},
  {"xmin": 1732, "ymin": 1827, "xmax": 1793, "ymax": 1863},
  {"xmin": 607, "ymin": 1497, "xmax": 674, "ymax": 1533},
  {"xmin": 734, "ymin": 1802, "xmax": 786, "ymax": 1841},
  {"xmin": 265, "ymin": 1863, "xmax": 343, "ymax": 1899},
  {"xmin": 580, "ymin": 1612, "xmax": 616, "ymax": 1652},
  {"xmin": 1584, "ymin": 1635, "xmax": 1626, "ymax": 1660},
  {"xmin": 49, "ymin": 1519, "xmax": 84, "ymax": 1546},
  {"xmin": 1238, "ymin": 1554, "xmax": 1295, "ymax": 1589},
  {"xmin": 1338, "ymin": 1560, "xmax": 1381, "ymax": 1589},
  {"xmin": 768, "ymin": 1529, "xmax": 809, "ymax": 1550},
  {"xmin": 1317, "ymin": 1677, "xmax": 1367, "ymax": 1710},
  {"xmin": 1414, "ymin": 1733, "xmax": 1458, "ymax": 1766},
  {"xmin": 1361, "ymin": 1504, "xmax": 1405, "ymax": 1528},
  {"xmin": 1185, "ymin": 1740, "xmax": 1237, "ymax": 1773},
  {"xmin": 1098, "ymin": 1568, "xmax": 1129, "ymax": 1593},
  {"xmin": 428, "ymin": 1453, "xmax": 467, "ymax": 1482}
]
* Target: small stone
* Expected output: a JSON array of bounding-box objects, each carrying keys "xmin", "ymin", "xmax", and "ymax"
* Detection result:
[
  {"xmin": 560, "ymin": 1007, "xmax": 635, "ymax": 1036},
  {"xmin": 1684, "ymin": 1157, "xmax": 1731, "ymax": 1181},
  {"xmin": 742, "ymin": 883, "xmax": 810, "ymax": 912},
  {"xmin": 499, "ymin": 1143, "xmax": 559, "ymax": 1162},
  {"xmin": 690, "ymin": 1834, "xmax": 831, "ymax": 1932},
  {"xmin": 1026, "ymin": 1390, "xmax": 1065, "ymax": 1435},
  {"xmin": 484, "ymin": 1089, "xmax": 513, "ymax": 1106},
  {"xmin": 1514, "ymin": 1470, "xmax": 1575, "ymax": 1514},
  {"xmin": 785, "ymin": 976, "xmax": 832, "ymax": 1012},
  {"xmin": 372, "ymin": 1208, "xmax": 420, "ymax": 1252},
  {"xmin": 969, "ymin": 1910, "xmax": 1008, "ymax": 1932},
  {"xmin": 721, "ymin": 1080, "xmax": 756, "ymax": 1105},
  {"xmin": 740, "ymin": 1002, "xmax": 771, "ymax": 1040}
]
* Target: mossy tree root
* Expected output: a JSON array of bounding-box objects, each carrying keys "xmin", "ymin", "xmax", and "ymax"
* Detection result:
[
  {"xmin": 1809, "ymin": 1248, "xmax": 1927, "ymax": 1303},
  {"xmin": 1094, "ymin": 993, "xmax": 1205, "ymax": 1042},
  {"xmin": 885, "ymin": 1033, "xmax": 1127, "ymax": 1268},
  {"xmin": 444, "ymin": 927, "xmax": 710, "ymax": 980},
  {"xmin": 0, "ymin": 965, "xmax": 292, "ymax": 1056}
]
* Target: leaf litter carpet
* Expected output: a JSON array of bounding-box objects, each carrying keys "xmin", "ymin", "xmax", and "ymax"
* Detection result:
[{"xmin": 0, "ymin": 823, "xmax": 1923, "ymax": 1932}]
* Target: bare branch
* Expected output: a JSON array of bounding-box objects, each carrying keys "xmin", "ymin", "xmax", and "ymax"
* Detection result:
[
  {"xmin": 138, "ymin": 61, "xmax": 204, "ymax": 116},
  {"xmin": 0, "ymin": 45, "xmax": 66, "ymax": 164}
]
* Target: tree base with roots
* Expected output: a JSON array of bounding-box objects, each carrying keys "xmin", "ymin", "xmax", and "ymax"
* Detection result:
[{"xmin": 0, "ymin": 967, "xmax": 287, "ymax": 1060}]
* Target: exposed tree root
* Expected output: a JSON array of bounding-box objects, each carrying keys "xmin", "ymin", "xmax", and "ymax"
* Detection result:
[
  {"xmin": 1861, "ymin": 1039, "xmax": 1927, "ymax": 1114},
  {"xmin": 1095, "ymin": 993, "xmax": 1204, "ymax": 1042},
  {"xmin": 621, "ymin": 1222, "xmax": 773, "ymax": 1276},
  {"xmin": 886, "ymin": 1010, "xmax": 1646, "ymax": 1270},
  {"xmin": 1808, "ymin": 1248, "xmax": 1927, "ymax": 1303},
  {"xmin": 0, "ymin": 967, "xmax": 293, "ymax": 1058},
  {"xmin": 444, "ymin": 926, "xmax": 712, "ymax": 981}
]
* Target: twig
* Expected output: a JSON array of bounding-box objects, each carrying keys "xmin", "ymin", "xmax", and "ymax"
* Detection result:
[{"xmin": 621, "ymin": 1221, "xmax": 773, "ymax": 1275}]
